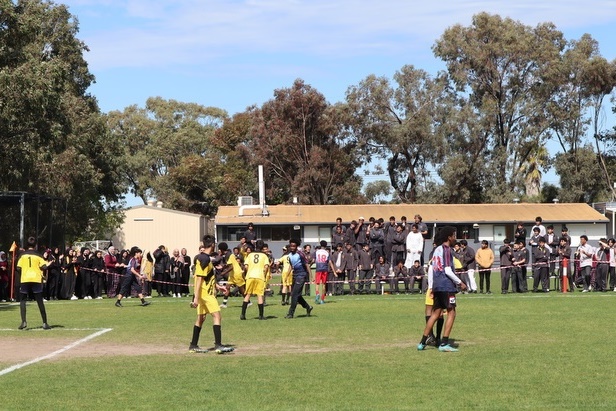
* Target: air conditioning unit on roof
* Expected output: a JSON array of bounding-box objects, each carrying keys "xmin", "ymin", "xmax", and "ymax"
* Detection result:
[{"xmin": 237, "ymin": 196, "xmax": 254, "ymax": 206}]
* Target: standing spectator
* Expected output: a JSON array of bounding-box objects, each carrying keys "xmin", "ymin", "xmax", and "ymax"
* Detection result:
[
  {"xmin": 344, "ymin": 242, "xmax": 359, "ymax": 295},
  {"xmin": 459, "ymin": 240, "xmax": 477, "ymax": 293},
  {"xmin": 44, "ymin": 248, "xmax": 61, "ymax": 301},
  {"xmin": 608, "ymin": 239, "xmax": 616, "ymax": 292},
  {"xmin": 405, "ymin": 224, "xmax": 424, "ymax": 269},
  {"xmin": 59, "ymin": 249, "xmax": 77, "ymax": 300},
  {"xmin": 0, "ymin": 251, "xmax": 8, "ymax": 302},
  {"xmin": 528, "ymin": 227, "xmax": 542, "ymax": 281},
  {"xmin": 546, "ymin": 225, "xmax": 559, "ymax": 279},
  {"xmin": 171, "ymin": 248, "xmax": 185, "ymax": 298},
  {"xmin": 344, "ymin": 220, "xmax": 357, "ymax": 248},
  {"xmin": 354, "ymin": 217, "xmax": 368, "ymax": 252},
  {"xmin": 90, "ymin": 250, "xmax": 105, "ymax": 299},
  {"xmin": 514, "ymin": 222, "xmax": 527, "ymax": 246},
  {"xmin": 384, "ymin": 216, "xmax": 397, "ymax": 266},
  {"xmin": 532, "ymin": 217, "xmax": 546, "ymax": 237},
  {"xmin": 153, "ymin": 245, "xmax": 171, "ymax": 297},
  {"xmin": 368, "ymin": 221, "xmax": 385, "ymax": 264},
  {"xmin": 414, "ymin": 215, "xmax": 429, "ymax": 265},
  {"xmin": 532, "ymin": 237, "xmax": 550, "ymax": 292},
  {"xmin": 284, "ymin": 239, "xmax": 313, "ymax": 319},
  {"xmin": 594, "ymin": 239, "xmax": 610, "ymax": 292},
  {"xmin": 77, "ymin": 247, "xmax": 93, "ymax": 299},
  {"xmin": 391, "ymin": 224, "xmax": 406, "ymax": 267},
  {"xmin": 475, "ymin": 240, "xmax": 494, "ymax": 294},
  {"xmin": 180, "ymin": 248, "xmax": 192, "ymax": 297},
  {"xmin": 243, "ymin": 222, "xmax": 257, "ymax": 245},
  {"xmin": 331, "ymin": 243, "xmax": 345, "ymax": 296},
  {"xmin": 417, "ymin": 226, "xmax": 467, "ymax": 352},
  {"xmin": 332, "ymin": 226, "xmax": 345, "ymax": 250},
  {"xmin": 512, "ymin": 241, "xmax": 528, "ymax": 293},
  {"xmin": 558, "ymin": 238, "xmax": 573, "ymax": 292},
  {"xmin": 577, "ymin": 235, "xmax": 594, "ymax": 292},
  {"xmin": 331, "ymin": 217, "xmax": 346, "ymax": 237},
  {"xmin": 357, "ymin": 243, "xmax": 373, "ymax": 295},
  {"xmin": 104, "ymin": 246, "xmax": 124, "ymax": 298},
  {"xmin": 302, "ymin": 244, "xmax": 314, "ymax": 296},
  {"xmin": 560, "ymin": 226, "xmax": 572, "ymax": 246},
  {"xmin": 499, "ymin": 239, "xmax": 513, "ymax": 294},
  {"xmin": 17, "ymin": 237, "xmax": 51, "ymax": 330}
]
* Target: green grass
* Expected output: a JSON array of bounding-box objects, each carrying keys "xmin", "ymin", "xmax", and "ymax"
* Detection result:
[{"xmin": 1, "ymin": 290, "xmax": 615, "ymax": 410}]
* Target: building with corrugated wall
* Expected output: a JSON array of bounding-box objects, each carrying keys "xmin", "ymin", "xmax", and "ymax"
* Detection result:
[{"xmin": 112, "ymin": 202, "xmax": 210, "ymax": 258}]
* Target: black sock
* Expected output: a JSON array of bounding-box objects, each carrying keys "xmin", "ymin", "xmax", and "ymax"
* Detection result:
[
  {"xmin": 191, "ymin": 325, "xmax": 201, "ymax": 346},
  {"xmin": 20, "ymin": 296, "xmax": 27, "ymax": 323},
  {"xmin": 34, "ymin": 293, "xmax": 47, "ymax": 323},
  {"xmin": 441, "ymin": 336, "xmax": 449, "ymax": 346},
  {"xmin": 420, "ymin": 335, "xmax": 428, "ymax": 344},
  {"xmin": 282, "ymin": 293, "xmax": 286, "ymax": 302},
  {"xmin": 436, "ymin": 317, "xmax": 444, "ymax": 340},
  {"xmin": 141, "ymin": 298, "xmax": 145, "ymax": 303},
  {"xmin": 223, "ymin": 298, "xmax": 228, "ymax": 304},
  {"xmin": 241, "ymin": 301, "xmax": 248, "ymax": 316},
  {"xmin": 213, "ymin": 324, "xmax": 222, "ymax": 346},
  {"xmin": 258, "ymin": 303, "xmax": 264, "ymax": 317}
]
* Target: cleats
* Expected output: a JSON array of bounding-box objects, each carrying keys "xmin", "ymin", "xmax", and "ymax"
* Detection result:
[
  {"xmin": 42, "ymin": 323, "xmax": 51, "ymax": 330},
  {"xmin": 438, "ymin": 344, "xmax": 459, "ymax": 352},
  {"xmin": 417, "ymin": 343, "xmax": 426, "ymax": 351},
  {"xmin": 115, "ymin": 300, "xmax": 122, "ymax": 307},
  {"xmin": 219, "ymin": 303, "xmax": 227, "ymax": 308},
  {"xmin": 18, "ymin": 322, "xmax": 27, "ymax": 330},
  {"xmin": 425, "ymin": 335, "xmax": 437, "ymax": 347},
  {"xmin": 214, "ymin": 345, "xmax": 235, "ymax": 354},
  {"xmin": 240, "ymin": 314, "xmax": 246, "ymax": 320},
  {"xmin": 285, "ymin": 314, "xmax": 294, "ymax": 319},
  {"xmin": 188, "ymin": 345, "xmax": 208, "ymax": 353},
  {"xmin": 141, "ymin": 301, "xmax": 151, "ymax": 307},
  {"xmin": 306, "ymin": 305, "xmax": 313, "ymax": 316}
]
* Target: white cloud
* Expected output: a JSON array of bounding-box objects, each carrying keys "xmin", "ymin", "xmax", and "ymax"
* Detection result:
[{"xmin": 64, "ymin": 0, "xmax": 616, "ymax": 71}]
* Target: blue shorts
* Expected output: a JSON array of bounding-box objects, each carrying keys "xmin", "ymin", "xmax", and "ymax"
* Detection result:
[{"xmin": 20, "ymin": 283, "xmax": 44, "ymax": 294}]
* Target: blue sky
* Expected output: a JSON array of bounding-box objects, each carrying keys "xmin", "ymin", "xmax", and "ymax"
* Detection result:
[{"xmin": 61, "ymin": 0, "xmax": 616, "ymax": 203}]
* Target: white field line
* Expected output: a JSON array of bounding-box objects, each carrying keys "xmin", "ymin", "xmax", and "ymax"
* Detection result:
[{"xmin": 0, "ymin": 327, "xmax": 112, "ymax": 377}]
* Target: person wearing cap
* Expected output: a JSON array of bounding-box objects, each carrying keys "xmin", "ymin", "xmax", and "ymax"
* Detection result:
[
  {"xmin": 532, "ymin": 237, "xmax": 550, "ymax": 293},
  {"xmin": 499, "ymin": 239, "xmax": 513, "ymax": 294},
  {"xmin": 115, "ymin": 246, "xmax": 151, "ymax": 307},
  {"xmin": 475, "ymin": 240, "xmax": 494, "ymax": 294}
]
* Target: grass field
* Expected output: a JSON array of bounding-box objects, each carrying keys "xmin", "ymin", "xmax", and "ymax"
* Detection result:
[{"xmin": 1, "ymin": 289, "xmax": 615, "ymax": 410}]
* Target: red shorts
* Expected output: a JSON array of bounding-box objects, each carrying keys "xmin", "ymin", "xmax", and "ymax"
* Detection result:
[{"xmin": 315, "ymin": 271, "xmax": 328, "ymax": 284}]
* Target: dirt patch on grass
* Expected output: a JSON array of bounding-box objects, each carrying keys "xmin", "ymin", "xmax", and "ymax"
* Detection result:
[{"xmin": 0, "ymin": 335, "xmax": 180, "ymax": 364}]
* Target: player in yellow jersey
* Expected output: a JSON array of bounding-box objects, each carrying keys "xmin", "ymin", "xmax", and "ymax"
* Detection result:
[
  {"xmin": 17, "ymin": 237, "xmax": 51, "ymax": 330},
  {"xmin": 217, "ymin": 242, "xmax": 246, "ymax": 308},
  {"xmin": 240, "ymin": 240, "xmax": 270, "ymax": 320},
  {"xmin": 189, "ymin": 236, "xmax": 234, "ymax": 354},
  {"xmin": 276, "ymin": 247, "xmax": 293, "ymax": 305}
]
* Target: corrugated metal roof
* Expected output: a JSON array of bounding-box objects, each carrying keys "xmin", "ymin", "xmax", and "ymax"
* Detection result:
[{"xmin": 215, "ymin": 203, "xmax": 609, "ymax": 225}]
